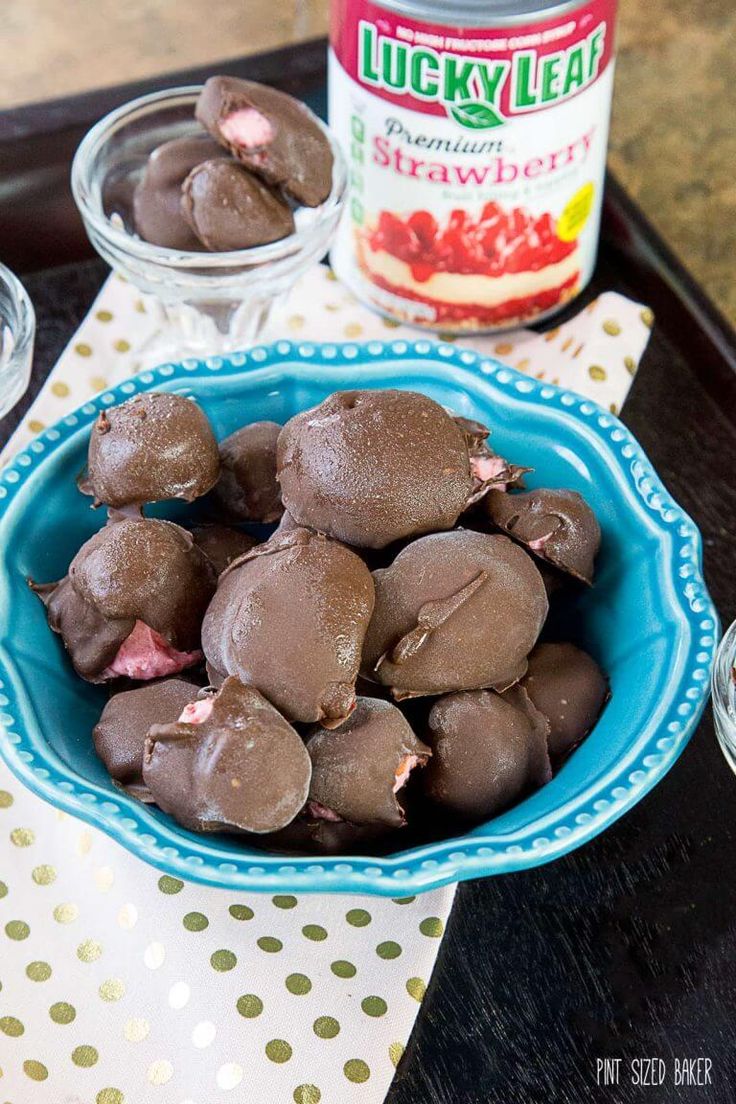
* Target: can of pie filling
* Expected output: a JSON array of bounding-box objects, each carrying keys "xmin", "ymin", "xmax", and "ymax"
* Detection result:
[{"xmin": 328, "ymin": 0, "xmax": 618, "ymax": 332}]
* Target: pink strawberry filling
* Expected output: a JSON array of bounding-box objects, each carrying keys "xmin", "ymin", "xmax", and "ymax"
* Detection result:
[
  {"xmin": 220, "ymin": 108, "xmax": 274, "ymax": 149},
  {"xmin": 528, "ymin": 534, "xmax": 554, "ymax": 551},
  {"xmin": 102, "ymin": 620, "xmax": 202, "ymax": 681},
  {"xmin": 393, "ymin": 754, "xmax": 420, "ymax": 793},
  {"xmin": 470, "ymin": 454, "xmax": 511, "ymax": 484},
  {"xmin": 178, "ymin": 697, "xmax": 214, "ymax": 725},
  {"xmin": 307, "ymin": 800, "xmax": 343, "ymax": 822}
]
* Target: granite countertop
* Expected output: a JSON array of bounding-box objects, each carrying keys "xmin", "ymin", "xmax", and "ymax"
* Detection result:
[{"xmin": 1, "ymin": 0, "xmax": 734, "ymax": 324}]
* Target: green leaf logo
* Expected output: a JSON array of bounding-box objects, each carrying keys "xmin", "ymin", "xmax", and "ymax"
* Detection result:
[{"xmin": 448, "ymin": 101, "xmax": 504, "ymax": 129}]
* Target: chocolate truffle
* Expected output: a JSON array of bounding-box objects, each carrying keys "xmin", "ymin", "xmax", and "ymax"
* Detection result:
[
  {"xmin": 132, "ymin": 134, "xmax": 227, "ymax": 250},
  {"xmin": 306, "ymin": 697, "xmax": 430, "ymax": 829},
  {"xmin": 85, "ymin": 392, "xmax": 220, "ymax": 509},
  {"xmin": 483, "ymin": 487, "xmax": 601, "ymax": 584},
  {"xmin": 202, "ymin": 528, "xmax": 375, "ymax": 725},
  {"xmin": 362, "ymin": 529, "xmax": 548, "ymax": 698},
  {"xmin": 35, "ymin": 518, "xmax": 216, "ymax": 682},
  {"xmin": 210, "ymin": 420, "xmax": 283, "ymax": 523},
  {"xmin": 423, "ymin": 687, "xmax": 551, "ymax": 819},
  {"xmin": 191, "ymin": 524, "xmax": 258, "ymax": 575},
  {"xmin": 93, "ymin": 677, "xmax": 197, "ymax": 796},
  {"xmin": 181, "ymin": 159, "xmax": 295, "ymax": 251},
  {"xmin": 196, "ymin": 76, "xmax": 333, "ymax": 207},
  {"xmin": 519, "ymin": 642, "xmax": 608, "ymax": 756},
  {"xmin": 143, "ymin": 677, "xmax": 311, "ymax": 833},
  {"xmin": 277, "ymin": 390, "xmax": 477, "ymax": 549}
]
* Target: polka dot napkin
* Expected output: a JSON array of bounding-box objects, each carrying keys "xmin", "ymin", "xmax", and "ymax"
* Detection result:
[{"xmin": 0, "ymin": 266, "xmax": 653, "ymax": 1103}]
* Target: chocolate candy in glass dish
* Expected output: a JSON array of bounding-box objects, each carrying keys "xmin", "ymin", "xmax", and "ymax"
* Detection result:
[
  {"xmin": 520, "ymin": 642, "xmax": 609, "ymax": 758},
  {"xmin": 83, "ymin": 391, "xmax": 220, "ymax": 510},
  {"xmin": 33, "ymin": 517, "xmax": 216, "ymax": 683},
  {"xmin": 423, "ymin": 687, "xmax": 551, "ymax": 820},
  {"xmin": 143, "ymin": 676, "xmax": 311, "ymax": 834},
  {"xmin": 190, "ymin": 524, "xmax": 258, "ymax": 576},
  {"xmin": 209, "ymin": 420, "xmax": 283, "ymax": 523},
  {"xmin": 305, "ymin": 697, "xmax": 431, "ymax": 830},
  {"xmin": 196, "ymin": 75, "xmax": 333, "ymax": 207},
  {"xmin": 202, "ymin": 527, "xmax": 375, "ymax": 726},
  {"xmin": 277, "ymin": 389, "xmax": 495, "ymax": 550},
  {"xmin": 362, "ymin": 528, "xmax": 548, "ymax": 699},
  {"xmin": 482, "ymin": 487, "xmax": 601, "ymax": 585},
  {"xmin": 181, "ymin": 159, "xmax": 295, "ymax": 251},
  {"xmin": 132, "ymin": 134, "xmax": 227, "ymax": 251},
  {"xmin": 93, "ymin": 677, "xmax": 199, "ymax": 798}
]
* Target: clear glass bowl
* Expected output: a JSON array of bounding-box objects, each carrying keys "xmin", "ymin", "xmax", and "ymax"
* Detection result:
[
  {"xmin": 71, "ymin": 86, "xmax": 347, "ymax": 359},
  {"xmin": 0, "ymin": 262, "xmax": 35, "ymax": 422},
  {"xmin": 713, "ymin": 618, "xmax": 736, "ymax": 774}
]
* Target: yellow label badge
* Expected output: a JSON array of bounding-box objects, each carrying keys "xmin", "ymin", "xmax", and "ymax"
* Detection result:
[{"xmin": 557, "ymin": 182, "xmax": 595, "ymax": 242}]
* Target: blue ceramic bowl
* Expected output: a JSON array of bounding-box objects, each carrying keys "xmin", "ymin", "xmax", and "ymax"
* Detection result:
[{"xmin": 0, "ymin": 341, "xmax": 718, "ymax": 895}]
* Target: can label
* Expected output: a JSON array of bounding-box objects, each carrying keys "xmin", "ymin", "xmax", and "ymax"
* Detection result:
[{"xmin": 329, "ymin": 0, "xmax": 617, "ymax": 331}]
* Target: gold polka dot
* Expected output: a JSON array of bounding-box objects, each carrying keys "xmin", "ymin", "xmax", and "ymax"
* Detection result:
[
  {"xmin": 124, "ymin": 1017, "xmax": 150, "ymax": 1042},
  {"xmin": 6, "ymin": 919, "xmax": 30, "ymax": 940},
  {"xmin": 96, "ymin": 310, "xmax": 113, "ymax": 323},
  {"xmin": 389, "ymin": 1041, "xmax": 405, "ymax": 1068},
  {"xmin": 77, "ymin": 829, "xmax": 93, "ymax": 855},
  {"xmin": 74, "ymin": 343, "xmax": 92, "ymax": 358},
  {"xmin": 381, "ymin": 316, "xmax": 400, "ymax": 328},
  {"xmin": 72, "ymin": 1044, "xmax": 99, "ymax": 1067},
  {"xmin": 94, "ymin": 866, "xmax": 114, "ymax": 892},
  {"xmin": 602, "ymin": 319, "xmax": 622, "ymax": 336},
  {"xmin": 32, "ymin": 864, "xmax": 56, "ymax": 886},
  {"xmin": 609, "ymin": 402, "xmax": 619, "ymax": 415},
  {"xmin": 118, "ymin": 903, "xmax": 138, "ymax": 930},
  {"xmin": 27, "ymin": 419, "xmax": 45, "ymax": 433},
  {"xmin": 326, "ymin": 269, "xmax": 338, "ymax": 281},
  {"xmin": 99, "ymin": 978, "xmax": 125, "ymax": 1002},
  {"xmin": 0, "ymin": 790, "xmax": 13, "ymax": 808},
  {"xmin": 97, "ymin": 1089, "xmax": 124, "ymax": 1104},
  {"xmin": 90, "ymin": 376, "xmax": 109, "ymax": 394},
  {"xmin": 494, "ymin": 342, "xmax": 514, "ymax": 356},
  {"xmin": 113, "ymin": 339, "xmax": 131, "ymax": 353},
  {"xmin": 77, "ymin": 938, "xmax": 103, "ymax": 963},
  {"xmin": 288, "ymin": 314, "xmax": 305, "ymax": 331},
  {"xmin": 53, "ymin": 902, "xmax": 79, "ymax": 924},
  {"xmin": 640, "ymin": 307, "xmax": 654, "ymax": 328},
  {"xmin": 23, "ymin": 1059, "xmax": 48, "ymax": 1081},
  {"xmin": 148, "ymin": 1059, "xmax": 173, "ymax": 1085},
  {"xmin": 588, "ymin": 364, "xmax": 607, "ymax": 381},
  {"xmin": 515, "ymin": 358, "xmax": 530, "ymax": 372},
  {"xmin": 10, "ymin": 827, "xmax": 35, "ymax": 847},
  {"xmin": 624, "ymin": 355, "xmax": 637, "ymax": 376},
  {"xmin": 344, "ymin": 322, "xmax": 363, "ymax": 338},
  {"xmin": 26, "ymin": 961, "xmax": 52, "ymax": 982}
]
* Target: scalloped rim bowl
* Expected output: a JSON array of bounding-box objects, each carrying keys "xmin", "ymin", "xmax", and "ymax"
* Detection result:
[{"xmin": 0, "ymin": 341, "xmax": 719, "ymax": 895}]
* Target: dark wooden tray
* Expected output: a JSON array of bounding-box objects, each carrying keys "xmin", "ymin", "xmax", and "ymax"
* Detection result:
[{"xmin": 3, "ymin": 41, "xmax": 736, "ymax": 1104}]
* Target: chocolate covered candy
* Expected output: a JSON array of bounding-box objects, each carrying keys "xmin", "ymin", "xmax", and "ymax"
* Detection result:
[
  {"xmin": 191, "ymin": 524, "xmax": 258, "ymax": 575},
  {"xmin": 423, "ymin": 687, "xmax": 551, "ymax": 819},
  {"xmin": 202, "ymin": 528, "xmax": 375, "ymax": 725},
  {"xmin": 35, "ymin": 518, "xmax": 216, "ymax": 682},
  {"xmin": 85, "ymin": 392, "xmax": 220, "ymax": 509},
  {"xmin": 520, "ymin": 642, "xmax": 608, "ymax": 757},
  {"xmin": 181, "ymin": 159, "xmax": 295, "ymax": 251},
  {"xmin": 143, "ymin": 676, "xmax": 311, "ymax": 833},
  {"xmin": 196, "ymin": 76, "xmax": 333, "ymax": 207},
  {"xmin": 277, "ymin": 390, "xmax": 478, "ymax": 549},
  {"xmin": 210, "ymin": 420, "xmax": 283, "ymax": 523},
  {"xmin": 362, "ymin": 529, "xmax": 548, "ymax": 698},
  {"xmin": 306, "ymin": 697, "xmax": 430, "ymax": 829},
  {"xmin": 454, "ymin": 415, "xmax": 530, "ymax": 494},
  {"xmin": 93, "ymin": 677, "xmax": 197, "ymax": 796},
  {"xmin": 132, "ymin": 134, "xmax": 227, "ymax": 250},
  {"xmin": 483, "ymin": 487, "xmax": 601, "ymax": 584}
]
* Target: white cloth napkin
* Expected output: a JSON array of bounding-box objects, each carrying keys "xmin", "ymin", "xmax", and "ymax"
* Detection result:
[{"xmin": 0, "ymin": 265, "xmax": 652, "ymax": 1104}]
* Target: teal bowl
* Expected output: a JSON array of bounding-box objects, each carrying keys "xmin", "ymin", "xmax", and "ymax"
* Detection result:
[{"xmin": 0, "ymin": 341, "xmax": 719, "ymax": 894}]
